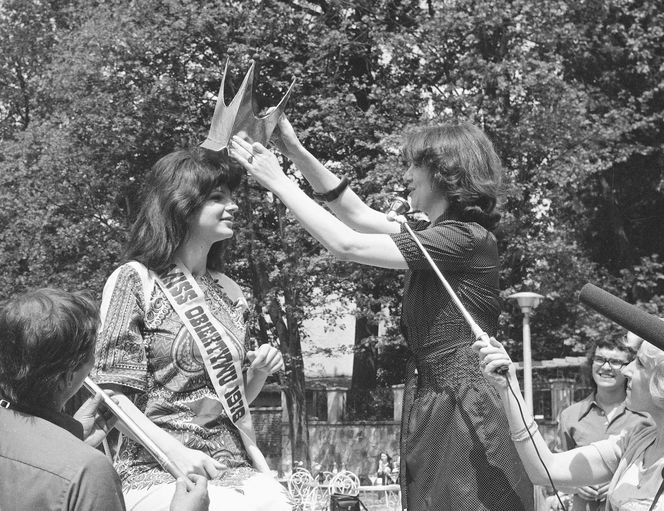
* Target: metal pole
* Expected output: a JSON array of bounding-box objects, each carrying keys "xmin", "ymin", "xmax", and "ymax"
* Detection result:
[
  {"xmin": 522, "ymin": 311, "xmax": 533, "ymax": 415},
  {"xmin": 402, "ymin": 223, "xmax": 489, "ymax": 344},
  {"xmin": 83, "ymin": 377, "xmax": 195, "ymax": 490}
]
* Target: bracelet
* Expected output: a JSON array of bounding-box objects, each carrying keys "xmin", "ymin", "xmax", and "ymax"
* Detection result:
[
  {"xmin": 510, "ymin": 419, "xmax": 539, "ymax": 442},
  {"xmin": 313, "ymin": 176, "xmax": 350, "ymax": 202}
]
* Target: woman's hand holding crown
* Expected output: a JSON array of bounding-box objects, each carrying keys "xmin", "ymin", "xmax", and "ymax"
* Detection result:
[{"xmin": 229, "ymin": 135, "xmax": 294, "ymax": 196}]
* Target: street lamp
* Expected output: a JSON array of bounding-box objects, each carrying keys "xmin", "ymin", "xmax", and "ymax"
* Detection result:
[{"xmin": 508, "ymin": 292, "xmax": 544, "ymax": 415}]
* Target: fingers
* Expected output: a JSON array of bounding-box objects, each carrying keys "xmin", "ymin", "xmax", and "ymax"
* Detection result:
[
  {"xmin": 188, "ymin": 473, "xmax": 209, "ymax": 490},
  {"xmin": 203, "ymin": 458, "xmax": 225, "ymax": 479},
  {"xmin": 230, "ymin": 136, "xmax": 267, "ymax": 156},
  {"xmin": 245, "ymin": 351, "xmax": 257, "ymax": 364},
  {"xmin": 250, "ymin": 344, "xmax": 284, "ymax": 374},
  {"xmin": 485, "ymin": 360, "xmax": 509, "ymax": 374},
  {"xmin": 576, "ymin": 486, "xmax": 599, "ymax": 500},
  {"xmin": 175, "ymin": 477, "xmax": 187, "ymax": 494},
  {"xmin": 489, "ymin": 336, "xmax": 503, "ymax": 348}
]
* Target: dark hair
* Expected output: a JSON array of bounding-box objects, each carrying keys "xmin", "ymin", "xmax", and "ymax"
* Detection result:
[
  {"xmin": 124, "ymin": 147, "xmax": 242, "ymax": 272},
  {"xmin": 401, "ymin": 123, "xmax": 503, "ymax": 231},
  {"xmin": 584, "ymin": 337, "xmax": 637, "ymax": 392},
  {"xmin": 0, "ymin": 288, "xmax": 99, "ymax": 407},
  {"xmin": 377, "ymin": 451, "xmax": 392, "ymax": 463}
]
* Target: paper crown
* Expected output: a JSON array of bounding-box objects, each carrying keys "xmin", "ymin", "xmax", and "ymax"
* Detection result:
[{"xmin": 201, "ymin": 60, "xmax": 296, "ymax": 151}]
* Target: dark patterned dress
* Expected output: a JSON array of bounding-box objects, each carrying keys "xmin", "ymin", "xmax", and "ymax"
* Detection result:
[
  {"xmin": 390, "ymin": 213, "xmax": 534, "ymax": 511},
  {"xmin": 91, "ymin": 262, "xmax": 257, "ymax": 491}
]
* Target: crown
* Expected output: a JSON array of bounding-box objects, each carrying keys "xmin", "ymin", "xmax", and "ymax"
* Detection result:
[{"xmin": 201, "ymin": 60, "xmax": 296, "ymax": 151}]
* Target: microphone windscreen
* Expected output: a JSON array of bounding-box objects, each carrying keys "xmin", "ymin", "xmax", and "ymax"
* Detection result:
[
  {"xmin": 579, "ymin": 283, "xmax": 664, "ymax": 351},
  {"xmin": 388, "ymin": 197, "xmax": 410, "ymax": 216}
]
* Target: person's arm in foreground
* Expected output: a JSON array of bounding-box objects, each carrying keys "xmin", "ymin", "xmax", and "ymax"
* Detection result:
[
  {"xmin": 273, "ymin": 116, "xmax": 398, "ymax": 234},
  {"xmin": 73, "ymin": 391, "xmax": 118, "ymax": 447},
  {"xmin": 101, "ymin": 385, "xmax": 225, "ymax": 479},
  {"xmin": 170, "ymin": 474, "xmax": 210, "ymax": 511},
  {"xmin": 472, "ymin": 338, "xmax": 615, "ymax": 487}
]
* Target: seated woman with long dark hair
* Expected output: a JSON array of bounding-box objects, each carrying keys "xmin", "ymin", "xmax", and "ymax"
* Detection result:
[{"xmin": 91, "ymin": 148, "xmax": 289, "ymax": 511}]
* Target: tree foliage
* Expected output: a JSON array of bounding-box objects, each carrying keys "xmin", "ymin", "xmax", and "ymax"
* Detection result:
[{"xmin": 1, "ymin": 0, "xmax": 663, "ymax": 460}]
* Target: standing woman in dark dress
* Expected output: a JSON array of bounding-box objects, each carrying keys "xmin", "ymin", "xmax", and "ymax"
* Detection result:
[{"xmin": 229, "ymin": 119, "xmax": 533, "ymax": 511}]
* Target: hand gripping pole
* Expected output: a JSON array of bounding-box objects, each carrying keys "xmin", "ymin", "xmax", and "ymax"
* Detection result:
[{"xmin": 83, "ymin": 377, "xmax": 195, "ymax": 490}]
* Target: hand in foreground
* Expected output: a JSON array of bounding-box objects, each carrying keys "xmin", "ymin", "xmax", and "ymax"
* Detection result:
[
  {"xmin": 172, "ymin": 446, "xmax": 226, "ymax": 479},
  {"xmin": 270, "ymin": 115, "xmax": 304, "ymax": 159},
  {"xmin": 229, "ymin": 136, "xmax": 291, "ymax": 194},
  {"xmin": 170, "ymin": 474, "xmax": 210, "ymax": 511},
  {"xmin": 471, "ymin": 337, "xmax": 516, "ymax": 389},
  {"xmin": 246, "ymin": 343, "xmax": 285, "ymax": 375},
  {"xmin": 576, "ymin": 482, "xmax": 609, "ymax": 501},
  {"xmin": 74, "ymin": 391, "xmax": 119, "ymax": 447}
]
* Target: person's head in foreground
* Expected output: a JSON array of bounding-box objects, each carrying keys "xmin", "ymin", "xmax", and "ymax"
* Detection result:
[
  {"xmin": 622, "ymin": 340, "xmax": 664, "ymax": 417},
  {"xmin": 0, "ymin": 288, "xmax": 98, "ymax": 411}
]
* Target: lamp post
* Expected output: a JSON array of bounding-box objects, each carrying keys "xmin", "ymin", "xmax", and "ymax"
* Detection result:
[{"xmin": 508, "ymin": 292, "xmax": 544, "ymax": 415}]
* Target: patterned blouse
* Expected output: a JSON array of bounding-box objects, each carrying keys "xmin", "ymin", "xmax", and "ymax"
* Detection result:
[{"xmin": 91, "ymin": 262, "xmax": 255, "ymax": 491}]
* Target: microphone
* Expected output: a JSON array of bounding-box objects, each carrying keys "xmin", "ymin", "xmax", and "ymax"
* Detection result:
[
  {"xmin": 386, "ymin": 196, "xmax": 411, "ymax": 223},
  {"xmin": 579, "ymin": 283, "xmax": 664, "ymax": 351}
]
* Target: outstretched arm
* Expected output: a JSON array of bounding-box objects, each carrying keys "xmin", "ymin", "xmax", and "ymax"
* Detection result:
[
  {"xmin": 472, "ymin": 338, "xmax": 615, "ymax": 488},
  {"xmin": 230, "ymin": 138, "xmax": 408, "ymax": 269},
  {"xmin": 272, "ymin": 117, "xmax": 398, "ymax": 234}
]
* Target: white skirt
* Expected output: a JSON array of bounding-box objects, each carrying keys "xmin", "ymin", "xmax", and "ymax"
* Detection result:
[{"xmin": 124, "ymin": 473, "xmax": 292, "ymax": 511}]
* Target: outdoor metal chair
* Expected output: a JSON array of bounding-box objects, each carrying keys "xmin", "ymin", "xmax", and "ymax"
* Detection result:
[
  {"xmin": 288, "ymin": 469, "xmax": 315, "ymax": 511},
  {"xmin": 329, "ymin": 470, "xmax": 360, "ymax": 496}
]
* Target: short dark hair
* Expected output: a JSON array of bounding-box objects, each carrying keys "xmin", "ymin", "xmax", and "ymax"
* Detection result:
[
  {"xmin": 584, "ymin": 337, "xmax": 637, "ymax": 392},
  {"xmin": 0, "ymin": 288, "xmax": 99, "ymax": 407},
  {"xmin": 401, "ymin": 123, "xmax": 503, "ymax": 231},
  {"xmin": 124, "ymin": 147, "xmax": 242, "ymax": 272}
]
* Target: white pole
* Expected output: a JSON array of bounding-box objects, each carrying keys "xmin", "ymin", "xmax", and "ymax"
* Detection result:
[
  {"xmin": 522, "ymin": 311, "xmax": 533, "ymax": 415},
  {"xmin": 508, "ymin": 292, "xmax": 543, "ymax": 417}
]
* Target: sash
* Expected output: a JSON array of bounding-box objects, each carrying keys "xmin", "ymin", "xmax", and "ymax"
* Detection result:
[{"xmin": 155, "ymin": 260, "xmax": 270, "ymax": 473}]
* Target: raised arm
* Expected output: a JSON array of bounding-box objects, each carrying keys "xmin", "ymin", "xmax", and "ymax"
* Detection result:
[
  {"xmin": 230, "ymin": 138, "xmax": 408, "ymax": 269},
  {"xmin": 272, "ymin": 117, "xmax": 397, "ymax": 234},
  {"xmin": 472, "ymin": 338, "xmax": 616, "ymax": 488}
]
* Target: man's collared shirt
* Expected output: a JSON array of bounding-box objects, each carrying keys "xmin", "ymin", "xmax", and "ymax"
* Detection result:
[
  {"xmin": 0, "ymin": 401, "xmax": 125, "ymax": 511},
  {"xmin": 558, "ymin": 393, "xmax": 649, "ymax": 451},
  {"xmin": 557, "ymin": 393, "xmax": 651, "ymax": 511}
]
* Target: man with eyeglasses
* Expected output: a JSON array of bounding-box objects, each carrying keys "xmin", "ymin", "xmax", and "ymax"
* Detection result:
[{"xmin": 554, "ymin": 333, "xmax": 652, "ymax": 510}]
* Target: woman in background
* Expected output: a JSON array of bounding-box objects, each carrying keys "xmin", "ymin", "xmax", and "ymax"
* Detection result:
[{"xmin": 376, "ymin": 452, "xmax": 393, "ymax": 485}]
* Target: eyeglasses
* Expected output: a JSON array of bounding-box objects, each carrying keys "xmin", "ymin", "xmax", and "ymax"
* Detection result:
[{"xmin": 592, "ymin": 356, "xmax": 628, "ymax": 370}]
